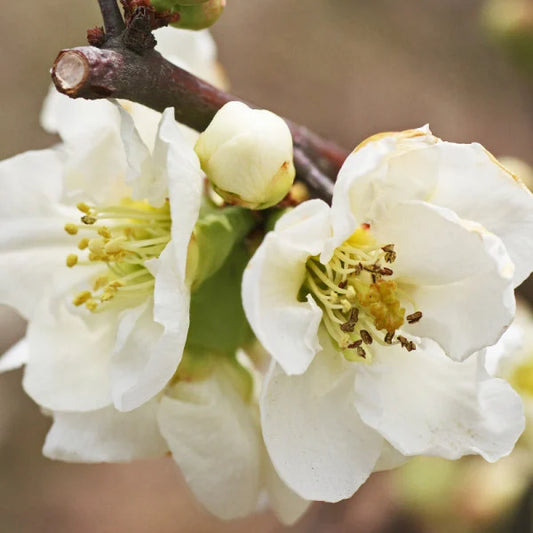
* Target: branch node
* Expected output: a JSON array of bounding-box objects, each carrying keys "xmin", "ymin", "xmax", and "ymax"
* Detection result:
[{"xmin": 121, "ymin": 6, "xmax": 157, "ymax": 54}]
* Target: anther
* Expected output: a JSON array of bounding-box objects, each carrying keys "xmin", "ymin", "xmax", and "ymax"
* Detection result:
[
  {"xmin": 66, "ymin": 254, "xmax": 78, "ymax": 268},
  {"xmin": 384, "ymin": 331, "xmax": 395, "ymax": 344},
  {"xmin": 64, "ymin": 223, "xmax": 78, "ymax": 235},
  {"xmin": 77, "ymin": 238, "xmax": 89, "ymax": 250},
  {"xmin": 352, "ymin": 263, "xmax": 363, "ymax": 275},
  {"xmin": 97, "ymin": 226, "xmax": 112, "ymax": 239},
  {"xmin": 382, "ymin": 244, "xmax": 397, "ymax": 263},
  {"xmin": 360, "ymin": 329, "xmax": 373, "ymax": 345},
  {"xmin": 81, "ymin": 215, "xmax": 97, "ymax": 225},
  {"xmin": 340, "ymin": 308, "xmax": 359, "ymax": 332},
  {"xmin": 398, "ymin": 336, "xmax": 416, "ymax": 352},
  {"xmin": 364, "ymin": 264, "xmax": 381, "ymax": 274},
  {"xmin": 356, "ymin": 346, "xmax": 367, "ymax": 359},
  {"xmin": 73, "ymin": 290, "xmax": 92, "ymax": 306},
  {"xmin": 77, "ymin": 202, "xmax": 91, "ymax": 214},
  {"xmin": 406, "ymin": 311, "xmax": 423, "ymax": 324},
  {"xmin": 347, "ymin": 340, "xmax": 362, "ymax": 349},
  {"xmin": 379, "ymin": 267, "xmax": 394, "ymax": 276},
  {"xmin": 338, "ymin": 280, "xmax": 348, "ymax": 289}
]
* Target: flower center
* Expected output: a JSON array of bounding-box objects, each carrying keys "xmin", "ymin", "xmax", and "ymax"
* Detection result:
[
  {"xmin": 64, "ymin": 199, "xmax": 171, "ymax": 311},
  {"xmin": 304, "ymin": 224, "xmax": 422, "ymax": 362}
]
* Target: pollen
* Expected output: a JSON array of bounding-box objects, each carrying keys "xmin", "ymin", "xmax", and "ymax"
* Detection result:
[{"xmin": 303, "ymin": 225, "xmax": 422, "ymax": 362}]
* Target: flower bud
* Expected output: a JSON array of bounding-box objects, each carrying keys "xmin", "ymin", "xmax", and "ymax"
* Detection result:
[
  {"xmin": 151, "ymin": 0, "xmax": 225, "ymax": 30},
  {"xmin": 195, "ymin": 102, "xmax": 296, "ymax": 209}
]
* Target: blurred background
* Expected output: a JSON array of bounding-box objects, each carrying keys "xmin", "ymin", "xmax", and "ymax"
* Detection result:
[{"xmin": 1, "ymin": 0, "xmax": 533, "ymax": 531}]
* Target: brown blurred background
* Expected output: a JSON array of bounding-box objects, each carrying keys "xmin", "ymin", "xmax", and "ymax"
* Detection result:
[{"xmin": 1, "ymin": 0, "xmax": 532, "ymax": 531}]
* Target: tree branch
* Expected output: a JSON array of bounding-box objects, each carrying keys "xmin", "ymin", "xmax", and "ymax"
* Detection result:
[
  {"xmin": 97, "ymin": 0, "xmax": 125, "ymax": 38},
  {"xmin": 51, "ymin": 6, "xmax": 348, "ymax": 203}
]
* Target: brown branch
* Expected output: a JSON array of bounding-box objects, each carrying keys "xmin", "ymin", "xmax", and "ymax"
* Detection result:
[
  {"xmin": 97, "ymin": 0, "xmax": 125, "ymax": 38},
  {"xmin": 50, "ymin": 4, "xmax": 348, "ymax": 202}
]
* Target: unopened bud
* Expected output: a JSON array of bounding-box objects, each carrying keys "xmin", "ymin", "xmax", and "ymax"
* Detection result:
[
  {"xmin": 151, "ymin": 0, "xmax": 225, "ymax": 30},
  {"xmin": 195, "ymin": 101, "xmax": 295, "ymax": 209}
]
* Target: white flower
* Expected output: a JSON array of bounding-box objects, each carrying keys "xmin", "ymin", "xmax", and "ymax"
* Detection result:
[
  {"xmin": 0, "ymin": 103, "xmax": 202, "ymax": 413},
  {"xmin": 28, "ymin": 348, "xmax": 308, "ymax": 523},
  {"xmin": 242, "ymin": 127, "xmax": 533, "ymax": 502},
  {"xmin": 195, "ymin": 101, "xmax": 295, "ymax": 209}
]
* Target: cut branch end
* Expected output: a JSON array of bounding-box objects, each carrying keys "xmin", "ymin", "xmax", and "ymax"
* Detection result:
[{"xmin": 52, "ymin": 51, "xmax": 89, "ymax": 95}]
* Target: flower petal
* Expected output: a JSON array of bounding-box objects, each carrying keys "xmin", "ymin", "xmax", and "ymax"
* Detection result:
[
  {"xmin": 260, "ymin": 345, "xmax": 383, "ymax": 502},
  {"xmin": 112, "ymin": 245, "xmax": 189, "ymax": 412},
  {"xmin": 373, "ymin": 441, "xmax": 407, "ymax": 472},
  {"xmin": 262, "ymin": 453, "xmax": 310, "ymax": 525},
  {"xmin": 153, "ymin": 27, "xmax": 225, "ymax": 88},
  {"xmin": 115, "ymin": 103, "xmax": 156, "ymax": 204},
  {"xmin": 156, "ymin": 108, "xmax": 204, "ymax": 277},
  {"xmin": 43, "ymin": 400, "xmax": 167, "ymax": 462},
  {"xmin": 325, "ymin": 127, "xmax": 436, "ymax": 259},
  {"xmin": 242, "ymin": 200, "xmax": 331, "ymax": 375},
  {"xmin": 373, "ymin": 201, "xmax": 515, "ymax": 361},
  {"xmin": 0, "ymin": 338, "xmax": 28, "ymax": 373},
  {"xmin": 354, "ymin": 339, "xmax": 524, "ymax": 462},
  {"xmin": 426, "ymin": 142, "xmax": 533, "ymax": 287},
  {"xmin": 157, "ymin": 368, "xmax": 262, "ymax": 520},
  {"xmin": 23, "ymin": 300, "xmax": 114, "ymax": 412}
]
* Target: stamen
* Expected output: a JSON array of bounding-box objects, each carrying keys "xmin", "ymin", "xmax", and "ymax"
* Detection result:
[
  {"xmin": 303, "ymin": 225, "xmax": 423, "ymax": 362},
  {"xmin": 406, "ymin": 311, "xmax": 423, "ymax": 324},
  {"xmin": 64, "ymin": 199, "xmax": 171, "ymax": 312}
]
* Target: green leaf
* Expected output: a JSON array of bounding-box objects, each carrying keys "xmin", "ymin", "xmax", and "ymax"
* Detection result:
[
  {"xmin": 186, "ymin": 243, "xmax": 253, "ymax": 355},
  {"xmin": 188, "ymin": 205, "xmax": 256, "ymax": 291}
]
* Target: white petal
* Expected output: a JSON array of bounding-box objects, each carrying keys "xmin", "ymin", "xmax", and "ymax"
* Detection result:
[
  {"xmin": 260, "ymin": 347, "xmax": 383, "ymax": 502},
  {"xmin": 326, "ymin": 127, "xmax": 436, "ymax": 259},
  {"xmin": 242, "ymin": 200, "xmax": 331, "ymax": 375},
  {"xmin": 23, "ymin": 300, "xmax": 113, "ymax": 412},
  {"xmin": 116, "ymin": 103, "xmax": 155, "ymax": 203},
  {"xmin": 0, "ymin": 148, "xmax": 65, "ymax": 217},
  {"xmin": 373, "ymin": 441, "xmax": 407, "ymax": 472},
  {"xmin": 427, "ymin": 142, "xmax": 533, "ymax": 287},
  {"xmin": 262, "ymin": 453, "xmax": 310, "ymax": 525},
  {"xmin": 354, "ymin": 340, "xmax": 525, "ymax": 462},
  {"xmin": 43, "ymin": 400, "xmax": 167, "ymax": 462},
  {"xmin": 373, "ymin": 201, "xmax": 515, "ymax": 361},
  {"xmin": 112, "ymin": 245, "xmax": 188, "ymax": 412},
  {"xmin": 157, "ymin": 369, "xmax": 262, "ymax": 520},
  {"xmin": 0, "ymin": 338, "xmax": 28, "ymax": 372},
  {"xmin": 153, "ymin": 28, "xmax": 224, "ymax": 88},
  {"xmin": 155, "ymin": 108, "xmax": 204, "ymax": 277},
  {"xmin": 41, "ymin": 88, "xmax": 121, "ymax": 143}
]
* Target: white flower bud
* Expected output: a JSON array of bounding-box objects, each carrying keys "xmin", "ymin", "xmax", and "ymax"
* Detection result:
[{"xmin": 195, "ymin": 101, "xmax": 296, "ymax": 209}]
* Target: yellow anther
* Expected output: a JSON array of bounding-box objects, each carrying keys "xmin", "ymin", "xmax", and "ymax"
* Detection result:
[
  {"xmin": 66, "ymin": 254, "xmax": 78, "ymax": 268},
  {"xmin": 85, "ymin": 300, "xmax": 98, "ymax": 312},
  {"xmin": 88, "ymin": 238, "xmax": 106, "ymax": 258},
  {"xmin": 341, "ymin": 299, "xmax": 352, "ymax": 313},
  {"xmin": 97, "ymin": 226, "xmax": 112, "ymax": 239},
  {"xmin": 108, "ymin": 280, "xmax": 124, "ymax": 289},
  {"xmin": 73, "ymin": 290, "xmax": 92, "ymax": 306},
  {"xmin": 77, "ymin": 202, "xmax": 92, "ymax": 214},
  {"xmin": 77, "ymin": 238, "xmax": 89, "ymax": 250},
  {"xmin": 92, "ymin": 276, "xmax": 109, "ymax": 291},
  {"xmin": 104, "ymin": 237, "xmax": 126, "ymax": 255},
  {"xmin": 100, "ymin": 289, "xmax": 117, "ymax": 302},
  {"xmin": 64, "ymin": 223, "xmax": 78, "ymax": 235}
]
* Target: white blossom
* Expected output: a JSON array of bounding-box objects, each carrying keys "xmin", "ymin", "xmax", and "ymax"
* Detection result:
[
  {"xmin": 0, "ymin": 103, "xmax": 202, "ymax": 413},
  {"xmin": 242, "ymin": 126, "xmax": 533, "ymax": 502}
]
